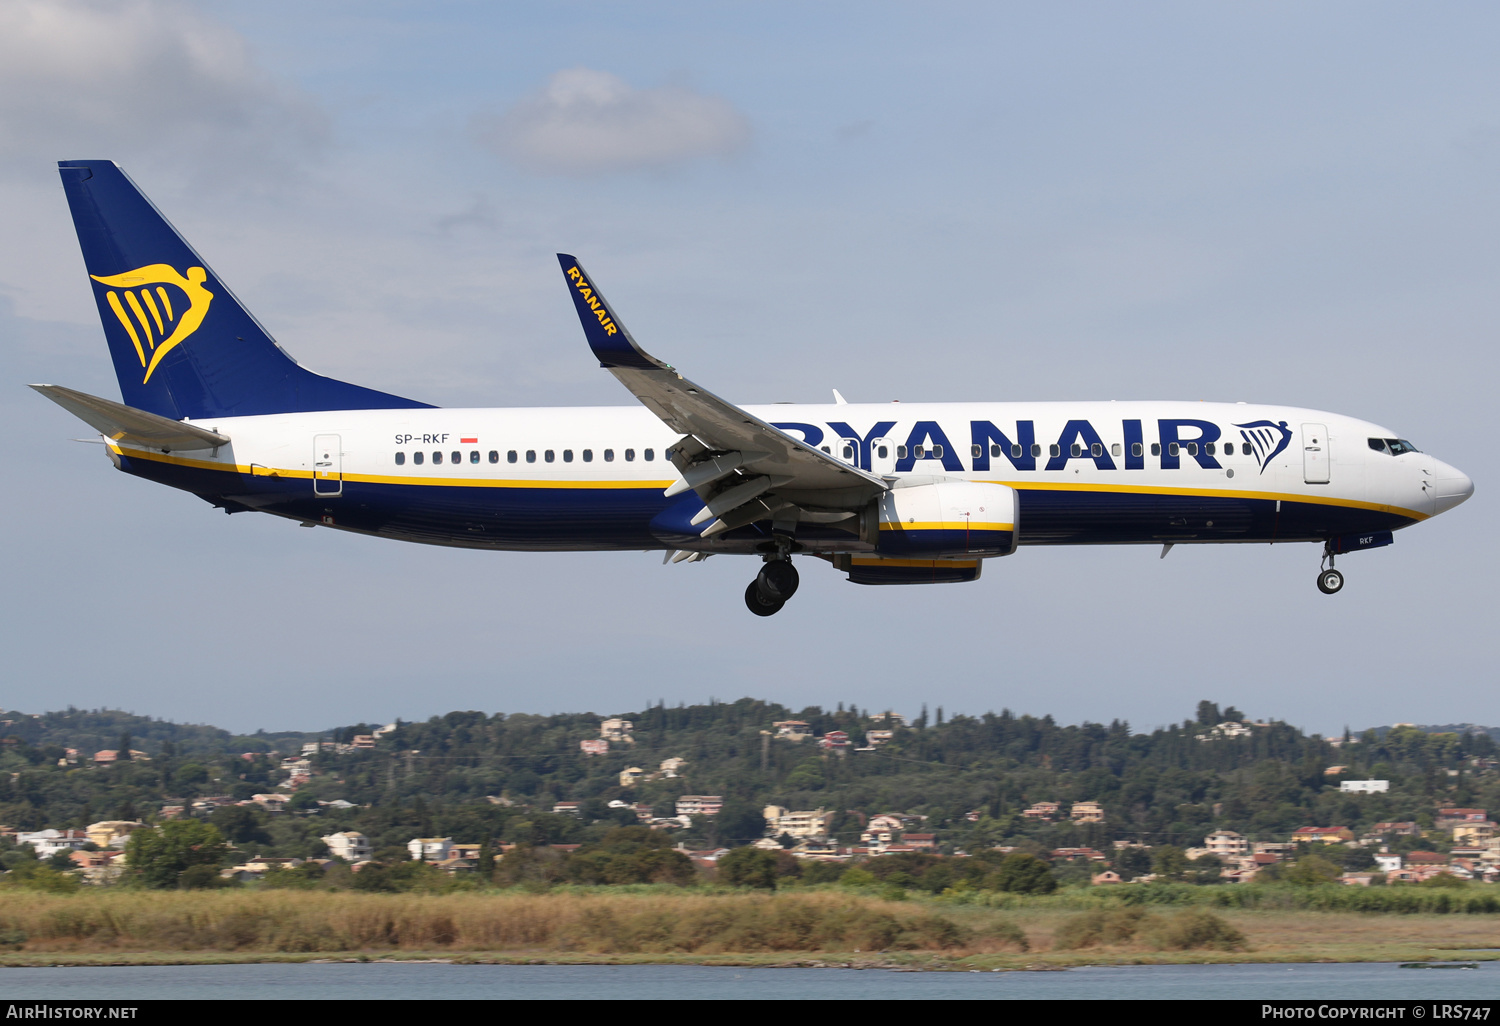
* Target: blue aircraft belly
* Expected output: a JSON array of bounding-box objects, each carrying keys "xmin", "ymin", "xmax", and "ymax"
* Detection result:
[{"xmin": 115, "ymin": 453, "xmax": 1414, "ymax": 550}]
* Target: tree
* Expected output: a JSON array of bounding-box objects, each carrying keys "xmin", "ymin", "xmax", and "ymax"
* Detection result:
[
  {"xmin": 209, "ymin": 805, "xmax": 271, "ymax": 845},
  {"xmin": 718, "ymin": 846, "xmax": 778, "ymax": 889},
  {"xmin": 711, "ymin": 800, "xmax": 767, "ymax": 848},
  {"xmin": 1279, "ymin": 853, "xmax": 1341, "ymax": 886},
  {"xmin": 1152, "ymin": 845, "xmax": 1190, "ymax": 881},
  {"xmin": 993, "ymin": 853, "xmax": 1057, "ymax": 894},
  {"xmin": 1196, "ymin": 702, "xmax": 1221, "ymax": 726},
  {"xmin": 125, "ymin": 820, "xmax": 230, "ymax": 889},
  {"xmin": 1114, "ymin": 845, "xmax": 1153, "ymax": 881}
]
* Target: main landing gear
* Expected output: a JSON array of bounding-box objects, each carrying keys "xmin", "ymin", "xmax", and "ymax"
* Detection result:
[
  {"xmin": 745, "ymin": 556, "xmax": 800, "ymax": 617},
  {"xmin": 1317, "ymin": 542, "xmax": 1344, "ymax": 595}
]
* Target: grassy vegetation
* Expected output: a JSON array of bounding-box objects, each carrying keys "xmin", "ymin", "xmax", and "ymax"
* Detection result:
[
  {"xmin": 941, "ymin": 880, "xmax": 1500, "ymax": 914},
  {"xmin": 0, "ymin": 886, "xmax": 1493, "ymax": 969},
  {"xmin": 0, "ymin": 889, "xmax": 1025, "ymax": 958}
]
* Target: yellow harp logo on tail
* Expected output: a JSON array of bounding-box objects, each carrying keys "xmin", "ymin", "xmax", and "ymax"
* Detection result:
[{"xmin": 90, "ymin": 264, "xmax": 214, "ymax": 384}]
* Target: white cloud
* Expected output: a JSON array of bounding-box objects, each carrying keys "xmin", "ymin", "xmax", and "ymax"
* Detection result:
[
  {"xmin": 0, "ymin": 0, "xmax": 325, "ymax": 175},
  {"xmin": 476, "ymin": 68, "xmax": 750, "ymax": 175}
]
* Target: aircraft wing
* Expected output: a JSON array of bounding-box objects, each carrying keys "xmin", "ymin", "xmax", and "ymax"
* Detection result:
[{"xmin": 557, "ymin": 255, "xmax": 887, "ymax": 536}]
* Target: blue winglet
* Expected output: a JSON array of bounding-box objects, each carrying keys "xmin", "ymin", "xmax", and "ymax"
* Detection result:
[{"xmin": 557, "ymin": 254, "xmax": 667, "ymax": 371}]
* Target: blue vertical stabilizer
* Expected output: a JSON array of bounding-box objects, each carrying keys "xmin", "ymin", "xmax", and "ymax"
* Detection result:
[{"xmin": 58, "ymin": 160, "xmax": 433, "ymax": 419}]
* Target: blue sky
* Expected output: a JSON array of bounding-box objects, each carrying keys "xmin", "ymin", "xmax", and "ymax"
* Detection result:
[{"xmin": 0, "ymin": 1, "xmax": 1495, "ymax": 735}]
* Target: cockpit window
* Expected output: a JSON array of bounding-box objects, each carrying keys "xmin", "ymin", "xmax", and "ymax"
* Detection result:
[
  {"xmin": 1368, "ymin": 438, "xmax": 1388, "ymax": 454},
  {"xmin": 1386, "ymin": 438, "xmax": 1419, "ymax": 456}
]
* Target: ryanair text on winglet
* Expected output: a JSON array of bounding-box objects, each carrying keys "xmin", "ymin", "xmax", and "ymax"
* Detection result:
[{"xmin": 566, "ymin": 266, "xmax": 619, "ymax": 336}]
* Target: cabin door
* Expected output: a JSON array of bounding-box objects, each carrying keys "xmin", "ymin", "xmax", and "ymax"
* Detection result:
[
  {"xmin": 869, "ymin": 437, "xmax": 896, "ymax": 476},
  {"xmin": 1302, "ymin": 423, "xmax": 1330, "ymax": 485},
  {"xmin": 313, "ymin": 434, "xmax": 343, "ymax": 496}
]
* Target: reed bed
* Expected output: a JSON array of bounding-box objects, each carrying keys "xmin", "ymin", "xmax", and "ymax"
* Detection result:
[
  {"xmin": 0, "ymin": 891, "xmax": 1024, "ymax": 956},
  {"xmin": 947, "ymin": 882, "xmax": 1500, "ymax": 914}
]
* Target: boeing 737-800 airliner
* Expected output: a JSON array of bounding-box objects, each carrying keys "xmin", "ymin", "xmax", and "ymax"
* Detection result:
[{"xmin": 33, "ymin": 161, "xmax": 1474, "ymax": 615}]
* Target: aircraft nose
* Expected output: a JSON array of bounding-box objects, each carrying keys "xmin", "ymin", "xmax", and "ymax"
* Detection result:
[{"xmin": 1431, "ymin": 459, "xmax": 1474, "ymax": 515}]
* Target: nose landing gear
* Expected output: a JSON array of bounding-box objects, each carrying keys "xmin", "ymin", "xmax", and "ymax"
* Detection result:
[
  {"xmin": 745, "ymin": 550, "xmax": 800, "ymax": 617},
  {"xmin": 1317, "ymin": 542, "xmax": 1344, "ymax": 594}
]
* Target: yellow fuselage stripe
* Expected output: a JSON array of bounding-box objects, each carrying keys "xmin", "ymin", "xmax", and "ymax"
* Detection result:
[
  {"xmin": 880, "ymin": 521, "xmax": 1015, "ymax": 532},
  {"xmin": 107, "ymin": 445, "xmax": 1428, "ymax": 519}
]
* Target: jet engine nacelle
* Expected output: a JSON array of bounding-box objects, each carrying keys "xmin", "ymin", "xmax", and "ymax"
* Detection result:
[{"xmin": 872, "ymin": 480, "xmax": 1019, "ymax": 557}]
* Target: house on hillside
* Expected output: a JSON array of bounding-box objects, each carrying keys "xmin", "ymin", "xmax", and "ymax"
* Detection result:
[
  {"xmin": 408, "ymin": 837, "xmax": 453, "ymax": 861},
  {"xmin": 764, "ymin": 806, "xmax": 834, "ymax": 840},
  {"xmin": 600, "ymin": 718, "xmax": 634, "ymax": 742},
  {"xmin": 322, "ymin": 831, "xmax": 371, "ymax": 861},
  {"xmin": 1070, "ymin": 801, "xmax": 1105, "ymax": 823},
  {"xmin": 1290, "ymin": 826, "xmax": 1354, "ymax": 845},
  {"xmin": 17, "ymin": 829, "xmax": 89, "ymax": 858},
  {"xmin": 1204, "ymin": 831, "xmax": 1250, "ymax": 857},
  {"xmin": 675, "ymin": 796, "xmax": 723, "ymax": 818},
  {"xmin": 1022, "ymin": 802, "xmax": 1060, "ymax": 821},
  {"xmin": 1436, "ymin": 808, "xmax": 1488, "ymax": 830}
]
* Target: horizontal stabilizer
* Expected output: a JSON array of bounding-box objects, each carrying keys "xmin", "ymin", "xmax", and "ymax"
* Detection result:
[{"xmin": 30, "ymin": 384, "xmax": 229, "ymax": 452}]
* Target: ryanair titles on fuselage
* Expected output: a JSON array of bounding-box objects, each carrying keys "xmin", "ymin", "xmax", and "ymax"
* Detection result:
[{"xmin": 769, "ymin": 416, "xmax": 1291, "ymax": 476}]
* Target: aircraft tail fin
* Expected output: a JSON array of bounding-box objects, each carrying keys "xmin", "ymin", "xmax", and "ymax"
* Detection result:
[{"xmin": 57, "ymin": 160, "xmax": 433, "ymax": 420}]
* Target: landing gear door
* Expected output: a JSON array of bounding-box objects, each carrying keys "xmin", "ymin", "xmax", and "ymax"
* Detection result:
[
  {"xmin": 1302, "ymin": 423, "xmax": 1329, "ymax": 485},
  {"xmin": 869, "ymin": 437, "xmax": 896, "ymax": 476},
  {"xmin": 314, "ymin": 434, "xmax": 343, "ymax": 496}
]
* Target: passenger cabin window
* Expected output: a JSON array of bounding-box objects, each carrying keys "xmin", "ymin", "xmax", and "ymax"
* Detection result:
[
  {"xmin": 449, "ymin": 450, "xmax": 459, "ymax": 464},
  {"xmin": 413, "ymin": 451, "xmax": 424, "ymax": 465},
  {"xmin": 526, "ymin": 450, "xmax": 536, "ymax": 463},
  {"xmin": 821, "ymin": 445, "xmax": 831, "ymax": 454},
  {"xmin": 973, "ymin": 444, "xmax": 984, "ymax": 459},
  {"xmin": 489, "ymin": 451, "xmax": 499, "ymax": 463},
  {"xmin": 1091, "ymin": 442, "xmax": 1103, "ymax": 457},
  {"xmin": 395, "ymin": 452, "xmax": 405, "ymax": 466},
  {"xmin": 1070, "ymin": 443, "xmax": 1081, "ymax": 457},
  {"xmin": 545, "ymin": 450, "xmax": 555, "ymax": 463},
  {"xmin": 625, "ymin": 449, "xmax": 635, "ymax": 461},
  {"xmin": 604, "ymin": 449, "xmax": 615, "ymax": 462},
  {"xmin": 1030, "ymin": 444, "xmax": 1041, "ymax": 458},
  {"xmin": 433, "ymin": 451, "xmax": 443, "ymax": 465},
  {"xmin": 469, "ymin": 450, "xmax": 480, "ymax": 464},
  {"xmin": 1111, "ymin": 443, "xmax": 1121, "ymax": 457},
  {"xmin": 507, "ymin": 450, "xmax": 517, "ymax": 463},
  {"xmin": 1186, "ymin": 442, "xmax": 1198, "ymax": 456},
  {"xmin": 1205, "ymin": 443, "xmax": 1216, "ymax": 456},
  {"xmin": 644, "ymin": 449, "xmax": 654, "ymax": 461},
  {"xmin": 1168, "ymin": 443, "xmax": 1180, "ymax": 457},
  {"xmin": 932, "ymin": 445, "xmax": 943, "ymax": 458},
  {"xmin": 1050, "ymin": 444, "xmax": 1061, "ymax": 457},
  {"xmin": 989, "ymin": 444, "xmax": 1000, "ymax": 458},
  {"xmin": 1151, "ymin": 443, "xmax": 1161, "ymax": 456},
  {"xmin": 583, "ymin": 449, "xmax": 593, "ymax": 462},
  {"xmin": 1132, "ymin": 442, "xmax": 1143, "ymax": 457},
  {"xmin": 877, "ymin": 445, "xmax": 889, "ymax": 458},
  {"xmin": 913, "ymin": 445, "xmax": 925, "ymax": 458},
  {"xmin": 563, "ymin": 449, "xmax": 573, "ymax": 463},
  {"xmin": 897, "ymin": 445, "xmax": 908, "ymax": 459}
]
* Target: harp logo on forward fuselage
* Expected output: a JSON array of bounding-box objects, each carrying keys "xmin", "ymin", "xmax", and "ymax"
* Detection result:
[{"xmin": 90, "ymin": 264, "xmax": 215, "ymax": 383}]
